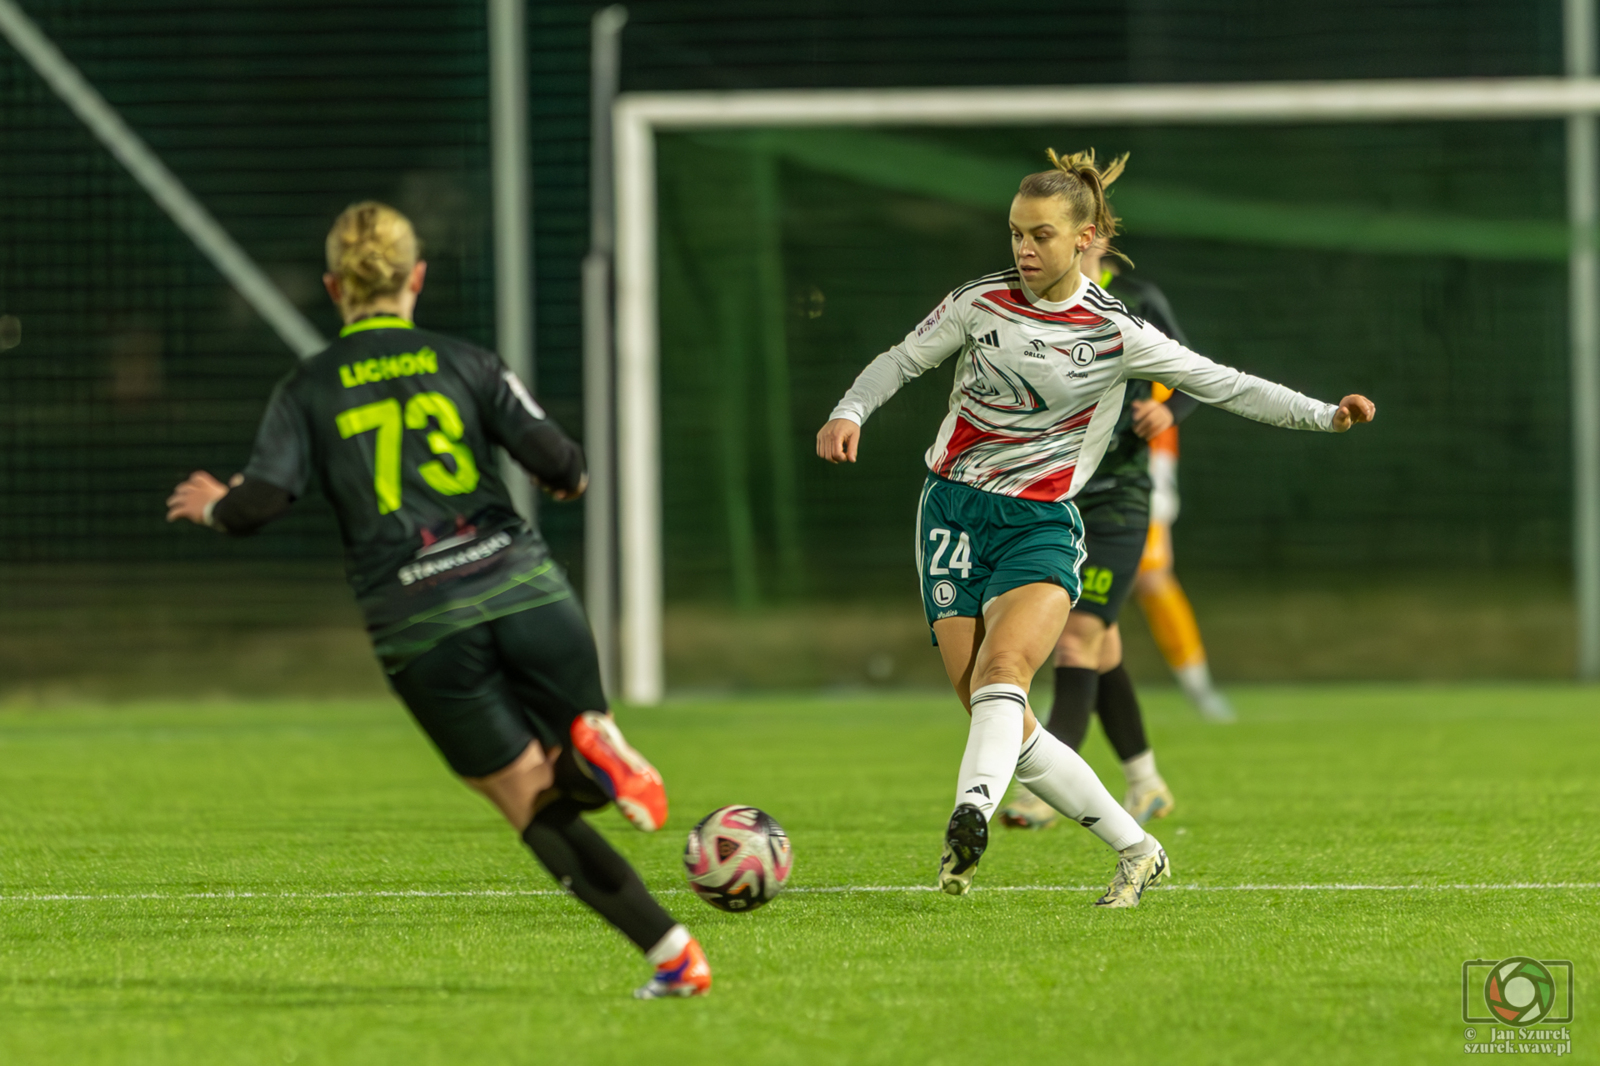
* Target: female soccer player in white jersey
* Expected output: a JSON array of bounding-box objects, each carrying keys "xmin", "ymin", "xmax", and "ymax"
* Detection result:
[
  {"xmin": 816, "ymin": 150, "xmax": 1374, "ymax": 905},
  {"xmin": 167, "ymin": 203, "xmax": 710, "ymax": 997}
]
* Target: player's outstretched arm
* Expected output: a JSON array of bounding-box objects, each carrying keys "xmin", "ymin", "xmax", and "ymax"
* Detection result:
[
  {"xmin": 1331, "ymin": 394, "xmax": 1376, "ymax": 433},
  {"xmin": 816, "ymin": 417, "xmax": 861, "ymax": 464},
  {"xmin": 166, "ymin": 471, "xmax": 292, "ymax": 534}
]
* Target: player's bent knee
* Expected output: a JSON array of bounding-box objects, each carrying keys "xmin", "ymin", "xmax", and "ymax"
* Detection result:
[
  {"xmin": 973, "ymin": 649, "xmax": 1039, "ymax": 690},
  {"xmin": 1054, "ymin": 612, "xmax": 1107, "ymax": 668}
]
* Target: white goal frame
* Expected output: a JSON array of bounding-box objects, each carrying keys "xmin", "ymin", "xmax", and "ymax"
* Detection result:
[{"xmin": 608, "ymin": 74, "xmax": 1600, "ymax": 705}]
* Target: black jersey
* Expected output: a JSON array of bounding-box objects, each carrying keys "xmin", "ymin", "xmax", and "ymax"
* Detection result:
[
  {"xmin": 1074, "ymin": 273, "xmax": 1196, "ymax": 519},
  {"xmin": 238, "ymin": 315, "xmax": 584, "ymax": 672}
]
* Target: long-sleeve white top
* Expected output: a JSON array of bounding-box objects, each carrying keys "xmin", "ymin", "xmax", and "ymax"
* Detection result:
[{"xmin": 828, "ymin": 267, "xmax": 1338, "ymax": 501}]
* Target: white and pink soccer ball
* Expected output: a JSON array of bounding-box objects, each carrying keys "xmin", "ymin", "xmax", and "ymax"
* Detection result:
[{"xmin": 682, "ymin": 805, "xmax": 793, "ymax": 911}]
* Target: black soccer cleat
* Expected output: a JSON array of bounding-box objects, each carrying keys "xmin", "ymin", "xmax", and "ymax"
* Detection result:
[{"xmin": 937, "ymin": 803, "xmax": 989, "ymax": 896}]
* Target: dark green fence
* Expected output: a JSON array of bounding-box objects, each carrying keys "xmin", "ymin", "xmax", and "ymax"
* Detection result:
[
  {"xmin": 658, "ymin": 123, "xmax": 1571, "ymax": 604},
  {"xmin": 0, "ymin": 0, "xmax": 1581, "ymax": 692}
]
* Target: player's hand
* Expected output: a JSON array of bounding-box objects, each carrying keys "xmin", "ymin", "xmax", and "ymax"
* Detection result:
[
  {"xmin": 1131, "ymin": 398, "xmax": 1175, "ymax": 440},
  {"xmin": 1331, "ymin": 394, "xmax": 1376, "ymax": 433},
  {"xmin": 165, "ymin": 470, "xmax": 229, "ymax": 525},
  {"xmin": 545, "ymin": 473, "xmax": 588, "ymax": 501},
  {"xmin": 816, "ymin": 418, "xmax": 860, "ymax": 464}
]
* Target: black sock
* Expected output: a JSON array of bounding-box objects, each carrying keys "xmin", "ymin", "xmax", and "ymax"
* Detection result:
[
  {"xmin": 521, "ymin": 800, "xmax": 677, "ymax": 952},
  {"xmin": 1095, "ymin": 664, "xmax": 1149, "ymax": 762},
  {"xmin": 1047, "ymin": 666, "xmax": 1099, "ymax": 751}
]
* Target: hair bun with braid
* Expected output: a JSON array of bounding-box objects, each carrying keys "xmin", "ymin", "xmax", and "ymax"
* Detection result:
[
  {"xmin": 325, "ymin": 201, "xmax": 419, "ymax": 307},
  {"xmin": 1017, "ymin": 148, "xmax": 1131, "ymax": 262}
]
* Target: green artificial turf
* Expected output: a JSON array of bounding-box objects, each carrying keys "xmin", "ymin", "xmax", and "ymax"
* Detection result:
[{"xmin": 1, "ymin": 686, "xmax": 1596, "ymax": 1064}]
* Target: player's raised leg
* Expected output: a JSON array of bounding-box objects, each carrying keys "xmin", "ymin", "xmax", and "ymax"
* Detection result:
[{"xmin": 392, "ymin": 612, "xmax": 709, "ymax": 998}]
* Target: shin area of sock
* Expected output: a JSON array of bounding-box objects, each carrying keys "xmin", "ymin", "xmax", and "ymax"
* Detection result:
[
  {"xmin": 1015, "ymin": 726, "xmax": 1144, "ymax": 851},
  {"xmin": 954, "ymin": 683, "xmax": 1027, "ymax": 820}
]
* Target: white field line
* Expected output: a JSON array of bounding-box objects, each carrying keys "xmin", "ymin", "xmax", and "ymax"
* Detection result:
[{"xmin": 1, "ymin": 882, "xmax": 1598, "ymax": 904}]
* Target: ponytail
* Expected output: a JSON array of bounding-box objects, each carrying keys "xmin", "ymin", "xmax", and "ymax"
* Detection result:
[{"xmin": 1017, "ymin": 148, "xmax": 1130, "ymax": 263}]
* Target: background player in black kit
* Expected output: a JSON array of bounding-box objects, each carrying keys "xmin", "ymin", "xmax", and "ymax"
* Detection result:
[
  {"xmin": 1001, "ymin": 236, "xmax": 1196, "ymax": 830},
  {"xmin": 166, "ymin": 202, "xmax": 711, "ymax": 999}
]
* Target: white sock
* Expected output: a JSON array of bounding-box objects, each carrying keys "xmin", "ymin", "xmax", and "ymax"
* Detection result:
[
  {"xmin": 645, "ymin": 924, "xmax": 690, "ymax": 966},
  {"xmin": 1121, "ymin": 834, "xmax": 1159, "ymax": 858},
  {"xmin": 1015, "ymin": 726, "xmax": 1144, "ymax": 851},
  {"xmin": 1122, "ymin": 749, "xmax": 1164, "ymax": 794},
  {"xmin": 954, "ymin": 684, "xmax": 1027, "ymax": 821}
]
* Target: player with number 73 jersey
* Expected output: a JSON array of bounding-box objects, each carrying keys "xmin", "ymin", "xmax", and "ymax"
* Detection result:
[{"xmin": 828, "ymin": 264, "xmax": 1343, "ymax": 628}]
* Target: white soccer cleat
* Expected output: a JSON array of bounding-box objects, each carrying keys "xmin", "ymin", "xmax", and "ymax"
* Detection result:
[
  {"xmin": 1094, "ymin": 839, "xmax": 1170, "ymax": 908},
  {"xmin": 936, "ymin": 803, "xmax": 988, "ymax": 896},
  {"xmin": 1122, "ymin": 783, "xmax": 1175, "ymax": 826}
]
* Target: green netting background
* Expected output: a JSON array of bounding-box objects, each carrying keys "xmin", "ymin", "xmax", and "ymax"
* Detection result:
[
  {"xmin": 0, "ymin": 0, "xmax": 504, "ymax": 563},
  {"xmin": 657, "ymin": 123, "xmax": 1573, "ymax": 605},
  {"xmin": 0, "ymin": 0, "xmax": 1582, "ymax": 691}
]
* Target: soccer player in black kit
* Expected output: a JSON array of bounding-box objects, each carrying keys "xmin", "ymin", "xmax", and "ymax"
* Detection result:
[{"xmin": 166, "ymin": 202, "xmax": 710, "ymax": 999}]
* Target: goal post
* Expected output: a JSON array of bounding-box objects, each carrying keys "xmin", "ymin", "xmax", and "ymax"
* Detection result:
[{"xmin": 610, "ymin": 76, "xmax": 1600, "ymax": 705}]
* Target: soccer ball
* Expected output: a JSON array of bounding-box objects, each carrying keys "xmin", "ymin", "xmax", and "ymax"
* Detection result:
[{"xmin": 682, "ymin": 805, "xmax": 793, "ymax": 912}]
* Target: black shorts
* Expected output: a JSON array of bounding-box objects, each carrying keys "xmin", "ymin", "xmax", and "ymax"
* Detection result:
[
  {"xmin": 1072, "ymin": 503, "xmax": 1149, "ymax": 626},
  {"xmin": 387, "ymin": 595, "xmax": 608, "ymax": 778}
]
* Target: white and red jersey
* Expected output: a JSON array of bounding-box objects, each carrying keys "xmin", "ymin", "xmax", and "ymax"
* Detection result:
[{"xmin": 828, "ymin": 268, "xmax": 1339, "ymax": 502}]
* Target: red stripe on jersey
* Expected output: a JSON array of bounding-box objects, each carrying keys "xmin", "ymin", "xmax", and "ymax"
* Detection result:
[
  {"xmin": 978, "ymin": 288, "xmax": 1109, "ymax": 326},
  {"xmin": 935, "ymin": 414, "xmax": 1008, "ymax": 476},
  {"xmin": 1057, "ymin": 403, "xmax": 1098, "ymax": 433},
  {"xmin": 1008, "ymin": 401, "xmax": 1099, "ymax": 499},
  {"xmin": 938, "ymin": 401, "xmax": 1101, "ymax": 499},
  {"xmin": 1015, "ymin": 465, "xmax": 1077, "ymax": 502}
]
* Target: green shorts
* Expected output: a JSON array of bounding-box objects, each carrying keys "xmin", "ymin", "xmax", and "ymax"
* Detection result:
[{"xmin": 916, "ymin": 473, "xmax": 1086, "ymax": 633}]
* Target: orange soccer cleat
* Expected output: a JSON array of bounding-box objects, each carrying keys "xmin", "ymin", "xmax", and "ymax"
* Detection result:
[
  {"xmin": 569, "ymin": 711, "xmax": 668, "ymax": 832},
  {"xmin": 634, "ymin": 938, "xmax": 712, "ymax": 1000}
]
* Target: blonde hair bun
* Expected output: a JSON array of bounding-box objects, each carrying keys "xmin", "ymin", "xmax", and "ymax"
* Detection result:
[{"xmin": 325, "ymin": 201, "xmax": 419, "ymax": 306}]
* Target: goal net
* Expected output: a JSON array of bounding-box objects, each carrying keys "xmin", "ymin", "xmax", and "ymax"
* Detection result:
[{"xmin": 627, "ymin": 101, "xmax": 1577, "ymax": 700}]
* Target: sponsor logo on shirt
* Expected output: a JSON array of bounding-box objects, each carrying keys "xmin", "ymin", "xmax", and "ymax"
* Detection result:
[
  {"xmin": 916, "ymin": 302, "xmax": 948, "ymax": 337},
  {"xmin": 339, "ymin": 348, "xmax": 439, "ymax": 388},
  {"xmin": 1024, "ymin": 339, "xmax": 1049, "ymax": 360},
  {"xmin": 398, "ymin": 530, "xmax": 512, "ymax": 586}
]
